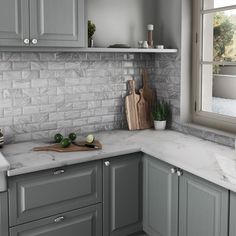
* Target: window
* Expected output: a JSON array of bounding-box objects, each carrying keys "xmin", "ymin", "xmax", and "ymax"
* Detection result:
[{"xmin": 193, "ymin": 0, "xmax": 236, "ymax": 133}]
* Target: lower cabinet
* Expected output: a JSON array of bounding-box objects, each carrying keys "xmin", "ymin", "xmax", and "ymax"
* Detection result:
[
  {"xmin": 179, "ymin": 172, "xmax": 228, "ymax": 236},
  {"xmin": 229, "ymin": 192, "xmax": 236, "ymax": 236},
  {"xmin": 143, "ymin": 155, "xmax": 178, "ymax": 236},
  {"xmin": 103, "ymin": 153, "xmax": 143, "ymax": 236},
  {"xmin": 143, "ymin": 154, "xmax": 229, "ymax": 236},
  {"xmin": 10, "ymin": 203, "xmax": 102, "ymax": 236},
  {"xmin": 0, "ymin": 192, "xmax": 9, "ymax": 236}
]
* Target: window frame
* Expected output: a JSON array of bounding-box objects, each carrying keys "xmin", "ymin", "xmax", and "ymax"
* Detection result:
[{"xmin": 192, "ymin": 0, "xmax": 236, "ymax": 133}]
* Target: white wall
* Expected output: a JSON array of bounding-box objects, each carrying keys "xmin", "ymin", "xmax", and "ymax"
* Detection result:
[{"xmin": 87, "ymin": 0, "xmax": 157, "ymax": 47}]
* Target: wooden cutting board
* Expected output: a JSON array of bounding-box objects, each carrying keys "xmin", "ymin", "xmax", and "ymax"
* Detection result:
[
  {"xmin": 137, "ymin": 89, "xmax": 151, "ymax": 129},
  {"xmin": 33, "ymin": 140, "xmax": 102, "ymax": 152},
  {"xmin": 142, "ymin": 68, "xmax": 156, "ymax": 111},
  {"xmin": 142, "ymin": 69, "xmax": 156, "ymax": 127},
  {"xmin": 125, "ymin": 80, "xmax": 140, "ymax": 130}
]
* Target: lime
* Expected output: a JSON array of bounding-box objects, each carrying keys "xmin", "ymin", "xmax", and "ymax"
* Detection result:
[
  {"xmin": 69, "ymin": 132, "xmax": 77, "ymax": 141},
  {"xmin": 86, "ymin": 134, "xmax": 95, "ymax": 144},
  {"xmin": 60, "ymin": 138, "xmax": 71, "ymax": 148},
  {"xmin": 54, "ymin": 133, "xmax": 63, "ymax": 143}
]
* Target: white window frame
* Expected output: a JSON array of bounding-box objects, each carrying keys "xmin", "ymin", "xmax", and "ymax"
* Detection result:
[{"xmin": 192, "ymin": 0, "xmax": 236, "ymax": 133}]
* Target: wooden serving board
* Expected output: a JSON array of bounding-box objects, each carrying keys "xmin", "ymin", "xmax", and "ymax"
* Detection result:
[
  {"xmin": 33, "ymin": 140, "xmax": 102, "ymax": 152},
  {"xmin": 142, "ymin": 69, "xmax": 156, "ymax": 127},
  {"xmin": 125, "ymin": 80, "xmax": 140, "ymax": 130},
  {"xmin": 137, "ymin": 89, "xmax": 151, "ymax": 129}
]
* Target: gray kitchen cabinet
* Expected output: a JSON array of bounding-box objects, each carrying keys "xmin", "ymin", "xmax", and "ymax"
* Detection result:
[
  {"xmin": 10, "ymin": 203, "xmax": 102, "ymax": 236},
  {"xmin": 29, "ymin": 0, "xmax": 86, "ymax": 47},
  {"xmin": 8, "ymin": 161, "xmax": 102, "ymax": 226},
  {"xmin": 143, "ymin": 155, "xmax": 229, "ymax": 236},
  {"xmin": 229, "ymin": 192, "xmax": 236, "ymax": 236},
  {"xmin": 103, "ymin": 153, "xmax": 143, "ymax": 236},
  {"xmin": 0, "ymin": 192, "xmax": 9, "ymax": 236},
  {"xmin": 0, "ymin": 0, "xmax": 29, "ymax": 46},
  {"xmin": 0, "ymin": 0, "xmax": 86, "ymax": 47},
  {"xmin": 179, "ymin": 172, "xmax": 228, "ymax": 236},
  {"xmin": 142, "ymin": 155, "xmax": 178, "ymax": 236}
]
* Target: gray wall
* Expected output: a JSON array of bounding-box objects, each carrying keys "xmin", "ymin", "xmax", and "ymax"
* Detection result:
[{"xmin": 87, "ymin": 0, "xmax": 157, "ymax": 47}]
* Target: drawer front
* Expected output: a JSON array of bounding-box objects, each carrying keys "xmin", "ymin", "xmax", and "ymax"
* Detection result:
[
  {"xmin": 9, "ymin": 161, "xmax": 102, "ymax": 226},
  {"xmin": 10, "ymin": 203, "xmax": 102, "ymax": 236}
]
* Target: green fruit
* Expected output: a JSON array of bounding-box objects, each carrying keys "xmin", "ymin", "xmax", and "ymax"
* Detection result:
[
  {"xmin": 60, "ymin": 138, "xmax": 71, "ymax": 148},
  {"xmin": 54, "ymin": 133, "xmax": 63, "ymax": 143},
  {"xmin": 69, "ymin": 132, "xmax": 77, "ymax": 141},
  {"xmin": 86, "ymin": 134, "xmax": 95, "ymax": 144}
]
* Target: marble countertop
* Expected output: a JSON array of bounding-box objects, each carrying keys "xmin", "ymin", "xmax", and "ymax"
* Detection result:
[{"xmin": 2, "ymin": 129, "xmax": 236, "ymax": 192}]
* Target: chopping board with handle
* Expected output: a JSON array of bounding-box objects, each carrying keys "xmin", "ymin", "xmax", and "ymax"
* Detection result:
[
  {"xmin": 142, "ymin": 68, "xmax": 156, "ymax": 111},
  {"xmin": 33, "ymin": 140, "xmax": 102, "ymax": 152},
  {"xmin": 137, "ymin": 89, "xmax": 152, "ymax": 129},
  {"xmin": 125, "ymin": 80, "xmax": 140, "ymax": 130}
]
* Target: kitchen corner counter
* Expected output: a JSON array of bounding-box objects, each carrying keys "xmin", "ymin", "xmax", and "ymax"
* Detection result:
[{"xmin": 2, "ymin": 129, "xmax": 236, "ymax": 192}]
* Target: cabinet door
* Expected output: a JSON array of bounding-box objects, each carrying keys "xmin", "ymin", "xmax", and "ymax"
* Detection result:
[
  {"xmin": 143, "ymin": 155, "xmax": 178, "ymax": 236},
  {"xmin": 0, "ymin": 0, "xmax": 29, "ymax": 46},
  {"xmin": 9, "ymin": 161, "xmax": 102, "ymax": 226},
  {"xmin": 179, "ymin": 172, "xmax": 228, "ymax": 236},
  {"xmin": 229, "ymin": 192, "xmax": 236, "ymax": 236},
  {"xmin": 0, "ymin": 192, "xmax": 8, "ymax": 236},
  {"xmin": 103, "ymin": 153, "xmax": 142, "ymax": 236},
  {"xmin": 30, "ymin": 0, "xmax": 86, "ymax": 47},
  {"xmin": 10, "ymin": 203, "xmax": 102, "ymax": 236}
]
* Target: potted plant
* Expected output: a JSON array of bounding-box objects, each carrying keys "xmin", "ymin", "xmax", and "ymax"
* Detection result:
[
  {"xmin": 152, "ymin": 100, "xmax": 169, "ymax": 130},
  {"xmin": 88, "ymin": 20, "xmax": 96, "ymax": 47}
]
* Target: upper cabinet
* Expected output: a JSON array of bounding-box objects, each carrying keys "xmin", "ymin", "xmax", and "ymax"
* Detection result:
[{"xmin": 0, "ymin": 0, "xmax": 86, "ymax": 47}]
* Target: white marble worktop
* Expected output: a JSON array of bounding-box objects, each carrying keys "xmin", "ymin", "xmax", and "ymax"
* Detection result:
[{"xmin": 2, "ymin": 130, "xmax": 236, "ymax": 192}]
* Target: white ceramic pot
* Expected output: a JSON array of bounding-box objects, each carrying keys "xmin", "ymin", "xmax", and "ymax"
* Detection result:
[{"xmin": 154, "ymin": 120, "xmax": 166, "ymax": 130}]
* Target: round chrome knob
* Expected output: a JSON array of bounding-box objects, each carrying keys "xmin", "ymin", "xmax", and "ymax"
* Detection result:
[
  {"xmin": 177, "ymin": 170, "xmax": 183, "ymax": 176},
  {"xmin": 31, "ymin": 38, "xmax": 38, "ymax": 45},
  {"xmin": 104, "ymin": 161, "xmax": 110, "ymax": 167},
  {"xmin": 171, "ymin": 168, "xmax": 177, "ymax": 174},
  {"xmin": 23, "ymin": 38, "xmax": 30, "ymax": 45}
]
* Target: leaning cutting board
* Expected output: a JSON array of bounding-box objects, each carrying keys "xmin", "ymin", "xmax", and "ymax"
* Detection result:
[
  {"xmin": 137, "ymin": 89, "xmax": 152, "ymax": 129},
  {"xmin": 142, "ymin": 68, "xmax": 156, "ymax": 110},
  {"xmin": 125, "ymin": 80, "xmax": 140, "ymax": 130},
  {"xmin": 33, "ymin": 140, "xmax": 102, "ymax": 152}
]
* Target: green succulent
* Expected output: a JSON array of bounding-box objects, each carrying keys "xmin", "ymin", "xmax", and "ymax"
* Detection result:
[
  {"xmin": 152, "ymin": 100, "xmax": 170, "ymax": 121},
  {"xmin": 88, "ymin": 20, "xmax": 96, "ymax": 40}
]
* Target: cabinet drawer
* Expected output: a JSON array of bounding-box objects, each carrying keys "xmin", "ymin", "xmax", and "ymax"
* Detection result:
[
  {"xmin": 8, "ymin": 161, "xmax": 102, "ymax": 226},
  {"xmin": 10, "ymin": 203, "xmax": 102, "ymax": 236}
]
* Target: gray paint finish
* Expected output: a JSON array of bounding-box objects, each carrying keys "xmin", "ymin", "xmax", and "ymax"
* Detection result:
[
  {"xmin": 8, "ymin": 161, "xmax": 102, "ymax": 226},
  {"xmin": 30, "ymin": 0, "xmax": 86, "ymax": 47},
  {"xmin": 179, "ymin": 172, "xmax": 228, "ymax": 236},
  {"xmin": 143, "ymin": 155, "xmax": 178, "ymax": 236},
  {"xmin": 230, "ymin": 192, "xmax": 236, "ymax": 236},
  {"xmin": 0, "ymin": 0, "xmax": 29, "ymax": 46},
  {"xmin": 0, "ymin": 192, "xmax": 9, "ymax": 236},
  {"xmin": 103, "ymin": 153, "xmax": 142, "ymax": 236},
  {"xmin": 10, "ymin": 203, "xmax": 102, "ymax": 236}
]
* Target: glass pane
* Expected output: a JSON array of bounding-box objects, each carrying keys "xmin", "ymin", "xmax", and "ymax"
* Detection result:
[
  {"xmin": 204, "ymin": 0, "xmax": 236, "ymax": 10},
  {"xmin": 203, "ymin": 9, "xmax": 236, "ymax": 62},
  {"xmin": 201, "ymin": 64, "xmax": 236, "ymax": 117}
]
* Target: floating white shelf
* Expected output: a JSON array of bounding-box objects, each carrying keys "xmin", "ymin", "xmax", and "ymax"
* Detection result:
[
  {"xmin": 79, "ymin": 47, "xmax": 178, "ymax": 53},
  {"xmin": 0, "ymin": 47, "xmax": 178, "ymax": 53}
]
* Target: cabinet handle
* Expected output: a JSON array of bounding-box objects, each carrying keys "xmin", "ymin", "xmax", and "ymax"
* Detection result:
[
  {"xmin": 177, "ymin": 170, "xmax": 183, "ymax": 176},
  {"xmin": 104, "ymin": 161, "xmax": 110, "ymax": 167},
  {"xmin": 53, "ymin": 169, "xmax": 65, "ymax": 175},
  {"xmin": 54, "ymin": 216, "xmax": 65, "ymax": 223},
  {"xmin": 23, "ymin": 38, "xmax": 30, "ymax": 45},
  {"xmin": 170, "ymin": 168, "xmax": 177, "ymax": 174},
  {"xmin": 31, "ymin": 38, "xmax": 38, "ymax": 45}
]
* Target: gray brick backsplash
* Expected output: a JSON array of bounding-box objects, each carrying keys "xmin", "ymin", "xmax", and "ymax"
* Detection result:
[{"xmin": 0, "ymin": 51, "xmax": 234, "ymax": 147}]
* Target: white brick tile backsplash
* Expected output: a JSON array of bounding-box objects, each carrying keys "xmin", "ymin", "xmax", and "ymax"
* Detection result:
[{"xmin": 0, "ymin": 51, "xmax": 232, "ymax": 148}]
